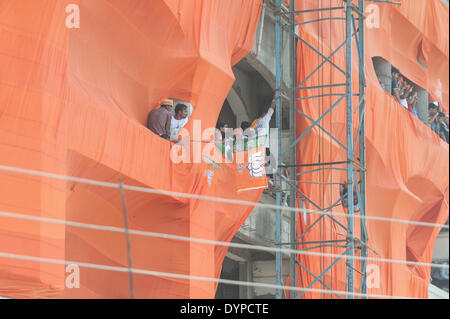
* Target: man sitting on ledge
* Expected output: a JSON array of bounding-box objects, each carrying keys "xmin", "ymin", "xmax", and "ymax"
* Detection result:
[{"xmin": 147, "ymin": 99, "xmax": 173, "ymax": 140}]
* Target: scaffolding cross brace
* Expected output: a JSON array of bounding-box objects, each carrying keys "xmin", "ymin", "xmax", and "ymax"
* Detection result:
[{"xmin": 274, "ymin": 0, "xmax": 369, "ymax": 299}]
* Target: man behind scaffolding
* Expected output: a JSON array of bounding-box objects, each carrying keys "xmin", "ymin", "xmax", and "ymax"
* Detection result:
[
  {"xmin": 340, "ymin": 183, "xmax": 360, "ymax": 212},
  {"xmin": 254, "ymin": 97, "xmax": 276, "ymax": 178}
]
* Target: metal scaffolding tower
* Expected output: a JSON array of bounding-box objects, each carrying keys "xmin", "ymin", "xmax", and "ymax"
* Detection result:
[{"xmin": 274, "ymin": 0, "xmax": 369, "ymax": 299}]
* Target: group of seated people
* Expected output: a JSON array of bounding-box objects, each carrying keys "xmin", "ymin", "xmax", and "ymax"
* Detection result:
[
  {"xmin": 146, "ymin": 99, "xmax": 190, "ymax": 142},
  {"xmin": 146, "ymin": 96, "xmax": 278, "ymax": 157},
  {"xmin": 216, "ymin": 98, "xmax": 276, "ymax": 178},
  {"xmin": 429, "ymin": 102, "xmax": 449, "ymax": 143},
  {"xmin": 390, "ymin": 67, "xmax": 419, "ymax": 117},
  {"xmin": 146, "ymin": 96, "xmax": 278, "ymax": 183},
  {"xmin": 215, "ymin": 99, "xmax": 275, "ymax": 145},
  {"xmin": 378, "ymin": 67, "xmax": 449, "ymax": 143}
]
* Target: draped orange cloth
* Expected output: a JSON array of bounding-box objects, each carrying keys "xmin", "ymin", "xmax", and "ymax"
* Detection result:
[
  {"xmin": 293, "ymin": 0, "xmax": 448, "ymax": 299},
  {"xmin": 0, "ymin": 0, "xmax": 263, "ymax": 298}
]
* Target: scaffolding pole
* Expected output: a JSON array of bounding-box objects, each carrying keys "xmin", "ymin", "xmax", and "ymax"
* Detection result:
[
  {"xmin": 274, "ymin": 0, "xmax": 283, "ymax": 300},
  {"xmin": 358, "ymin": 0, "xmax": 368, "ymax": 298},
  {"xmin": 274, "ymin": 0, "xmax": 369, "ymax": 299},
  {"xmin": 289, "ymin": 0, "xmax": 298, "ymax": 299},
  {"xmin": 345, "ymin": 0, "xmax": 356, "ymax": 298}
]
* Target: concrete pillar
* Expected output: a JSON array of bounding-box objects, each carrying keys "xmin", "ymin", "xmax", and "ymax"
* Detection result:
[
  {"xmin": 238, "ymin": 262, "xmax": 248, "ymax": 299},
  {"xmin": 416, "ymin": 88, "xmax": 429, "ymax": 125},
  {"xmin": 247, "ymin": 261, "xmax": 254, "ymax": 299},
  {"xmin": 372, "ymin": 57, "xmax": 391, "ymax": 93}
]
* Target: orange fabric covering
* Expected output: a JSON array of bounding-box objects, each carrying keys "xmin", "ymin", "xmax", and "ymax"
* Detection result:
[
  {"xmin": 0, "ymin": 0, "xmax": 263, "ymax": 298},
  {"xmin": 293, "ymin": 0, "xmax": 449, "ymax": 298}
]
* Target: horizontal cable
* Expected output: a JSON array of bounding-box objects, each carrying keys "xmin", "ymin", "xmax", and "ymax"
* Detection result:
[
  {"xmin": 0, "ymin": 251, "xmax": 421, "ymax": 299},
  {"xmin": 0, "ymin": 210, "xmax": 447, "ymax": 270},
  {"xmin": 0, "ymin": 164, "xmax": 448, "ymax": 231},
  {"xmin": 367, "ymin": 0, "xmax": 401, "ymax": 5},
  {"xmin": 291, "ymin": 6, "xmax": 345, "ymax": 15}
]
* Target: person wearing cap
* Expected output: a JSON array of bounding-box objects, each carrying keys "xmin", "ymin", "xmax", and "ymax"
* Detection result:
[{"xmin": 147, "ymin": 99, "xmax": 173, "ymax": 140}]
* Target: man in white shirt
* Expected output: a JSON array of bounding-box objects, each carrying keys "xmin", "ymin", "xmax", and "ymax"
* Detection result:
[
  {"xmin": 254, "ymin": 98, "xmax": 276, "ymax": 178},
  {"xmin": 170, "ymin": 104, "xmax": 189, "ymax": 141},
  {"xmin": 254, "ymin": 98, "xmax": 276, "ymax": 147}
]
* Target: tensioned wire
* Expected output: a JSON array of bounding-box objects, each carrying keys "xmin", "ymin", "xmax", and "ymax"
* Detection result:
[
  {"xmin": 0, "ymin": 164, "xmax": 448, "ymax": 230},
  {"xmin": 0, "ymin": 210, "xmax": 447, "ymax": 269},
  {"xmin": 0, "ymin": 251, "xmax": 425, "ymax": 300},
  {"xmin": 317, "ymin": 0, "xmax": 325, "ymax": 298}
]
